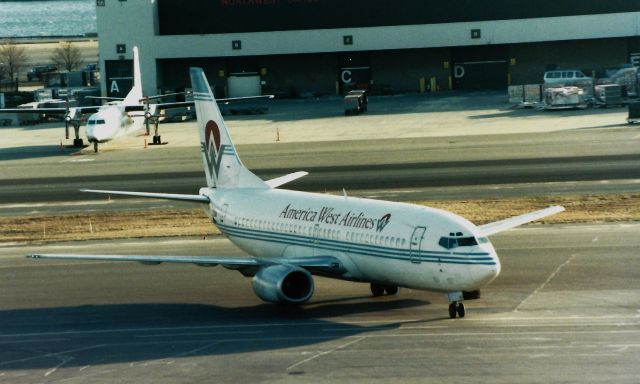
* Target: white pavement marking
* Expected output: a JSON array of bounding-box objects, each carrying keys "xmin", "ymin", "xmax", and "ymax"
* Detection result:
[
  {"xmin": 45, "ymin": 355, "xmax": 74, "ymax": 377},
  {"xmin": 0, "ymin": 345, "xmax": 104, "ymax": 366},
  {"xmin": 513, "ymin": 253, "xmax": 578, "ymax": 312},
  {"xmin": 137, "ymin": 330, "xmax": 263, "ymax": 338},
  {"xmin": 286, "ymin": 336, "xmax": 365, "ymax": 371}
]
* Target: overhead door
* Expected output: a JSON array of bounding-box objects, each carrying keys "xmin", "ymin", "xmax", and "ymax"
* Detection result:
[
  {"xmin": 104, "ymin": 59, "xmax": 133, "ymax": 98},
  {"xmin": 453, "ymin": 60, "xmax": 508, "ymax": 90},
  {"xmin": 227, "ymin": 74, "xmax": 261, "ymax": 98}
]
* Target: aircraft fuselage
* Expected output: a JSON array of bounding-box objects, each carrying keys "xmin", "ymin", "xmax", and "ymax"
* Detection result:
[
  {"xmin": 208, "ymin": 188, "xmax": 501, "ymax": 293},
  {"xmin": 86, "ymin": 104, "xmax": 144, "ymax": 144}
]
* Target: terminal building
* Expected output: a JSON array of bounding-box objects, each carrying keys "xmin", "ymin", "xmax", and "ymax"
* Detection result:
[{"xmin": 95, "ymin": 1, "xmax": 640, "ymax": 99}]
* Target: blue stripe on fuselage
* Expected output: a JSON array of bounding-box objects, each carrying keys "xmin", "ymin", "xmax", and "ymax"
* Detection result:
[{"xmin": 215, "ymin": 222, "xmax": 496, "ymax": 266}]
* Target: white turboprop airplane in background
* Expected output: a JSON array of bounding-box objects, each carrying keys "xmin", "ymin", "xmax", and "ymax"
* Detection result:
[
  {"xmin": 1, "ymin": 47, "xmax": 166, "ymax": 152},
  {"xmin": 1, "ymin": 46, "xmax": 271, "ymax": 153},
  {"xmin": 28, "ymin": 67, "xmax": 565, "ymax": 318}
]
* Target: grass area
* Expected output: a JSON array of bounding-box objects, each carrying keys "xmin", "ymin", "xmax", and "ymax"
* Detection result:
[{"xmin": 2, "ymin": 194, "xmax": 639, "ymax": 244}]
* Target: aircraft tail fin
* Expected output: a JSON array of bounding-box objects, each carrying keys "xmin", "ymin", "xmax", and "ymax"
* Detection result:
[
  {"xmin": 189, "ymin": 67, "xmax": 267, "ymax": 189},
  {"xmin": 123, "ymin": 46, "xmax": 143, "ymax": 105}
]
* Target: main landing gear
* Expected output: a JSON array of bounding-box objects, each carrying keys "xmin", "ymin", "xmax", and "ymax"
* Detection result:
[
  {"xmin": 65, "ymin": 120, "xmax": 84, "ymax": 147},
  {"xmin": 144, "ymin": 107, "xmax": 163, "ymax": 146},
  {"xmin": 370, "ymin": 283, "xmax": 399, "ymax": 297}
]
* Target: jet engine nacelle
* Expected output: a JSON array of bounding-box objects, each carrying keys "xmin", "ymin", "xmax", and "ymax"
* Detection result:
[{"xmin": 251, "ymin": 264, "xmax": 314, "ymax": 305}]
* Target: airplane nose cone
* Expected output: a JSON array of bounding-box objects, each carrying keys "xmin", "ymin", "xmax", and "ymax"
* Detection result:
[{"xmin": 470, "ymin": 251, "xmax": 501, "ymax": 288}]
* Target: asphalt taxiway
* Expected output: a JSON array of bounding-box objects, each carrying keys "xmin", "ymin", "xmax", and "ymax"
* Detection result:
[
  {"xmin": 0, "ymin": 224, "xmax": 639, "ymax": 383},
  {"xmin": 1, "ymin": 91, "xmax": 639, "ymax": 382},
  {"xmin": 2, "ymin": 126, "xmax": 640, "ymax": 208}
]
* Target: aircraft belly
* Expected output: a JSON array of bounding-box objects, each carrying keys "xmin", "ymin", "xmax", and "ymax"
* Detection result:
[
  {"xmin": 228, "ymin": 235, "xmax": 286, "ymax": 259},
  {"xmin": 347, "ymin": 252, "xmax": 474, "ymax": 292}
]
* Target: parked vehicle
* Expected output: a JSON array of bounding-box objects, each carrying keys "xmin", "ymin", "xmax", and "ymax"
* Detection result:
[
  {"xmin": 343, "ymin": 89, "xmax": 368, "ymax": 115},
  {"xmin": 543, "ymin": 69, "xmax": 593, "ymax": 97},
  {"xmin": 26, "ymin": 65, "xmax": 57, "ymax": 81}
]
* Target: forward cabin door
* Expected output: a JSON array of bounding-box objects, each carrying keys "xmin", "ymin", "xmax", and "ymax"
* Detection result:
[{"xmin": 409, "ymin": 227, "xmax": 426, "ymax": 264}]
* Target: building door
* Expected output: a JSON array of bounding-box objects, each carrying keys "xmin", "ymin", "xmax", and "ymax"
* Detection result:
[
  {"xmin": 451, "ymin": 45, "xmax": 508, "ymax": 90},
  {"xmin": 104, "ymin": 59, "xmax": 133, "ymax": 99},
  {"xmin": 228, "ymin": 73, "xmax": 261, "ymax": 97},
  {"xmin": 453, "ymin": 60, "xmax": 508, "ymax": 90}
]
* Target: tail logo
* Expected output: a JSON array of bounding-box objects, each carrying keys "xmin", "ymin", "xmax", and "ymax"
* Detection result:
[
  {"xmin": 205, "ymin": 120, "xmax": 221, "ymax": 153},
  {"xmin": 202, "ymin": 120, "xmax": 226, "ymax": 179}
]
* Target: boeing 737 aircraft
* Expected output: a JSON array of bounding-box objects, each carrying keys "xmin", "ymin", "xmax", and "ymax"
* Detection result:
[{"xmin": 29, "ymin": 68, "xmax": 564, "ymax": 318}]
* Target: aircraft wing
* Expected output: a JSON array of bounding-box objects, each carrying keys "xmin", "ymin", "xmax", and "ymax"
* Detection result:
[
  {"xmin": 265, "ymin": 171, "xmax": 308, "ymax": 188},
  {"xmin": 478, "ymin": 205, "xmax": 565, "ymax": 237},
  {"xmin": 0, "ymin": 106, "xmax": 100, "ymax": 115},
  {"xmin": 26, "ymin": 254, "xmax": 345, "ymax": 275},
  {"xmin": 137, "ymin": 95, "xmax": 275, "ymax": 111}
]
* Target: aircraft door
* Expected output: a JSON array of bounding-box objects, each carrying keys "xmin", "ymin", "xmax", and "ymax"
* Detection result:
[{"xmin": 409, "ymin": 227, "xmax": 426, "ymax": 264}]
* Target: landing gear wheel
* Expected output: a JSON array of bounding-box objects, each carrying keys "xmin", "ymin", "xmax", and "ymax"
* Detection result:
[
  {"xmin": 93, "ymin": 141, "xmax": 98, "ymax": 153},
  {"xmin": 448, "ymin": 302, "xmax": 458, "ymax": 319},
  {"xmin": 384, "ymin": 285, "xmax": 399, "ymax": 295},
  {"xmin": 456, "ymin": 302, "xmax": 465, "ymax": 318},
  {"xmin": 153, "ymin": 135, "xmax": 161, "ymax": 144},
  {"xmin": 370, "ymin": 283, "xmax": 385, "ymax": 297}
]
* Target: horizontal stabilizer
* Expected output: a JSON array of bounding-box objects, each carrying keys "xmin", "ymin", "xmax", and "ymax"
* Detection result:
[
  {"xmin": 479, "ymin": 205, "xmax": 565, "ymax": 236},
  {"xmin": 265, "ymin": 171, "xmax": 308, "ymax": 188},
  {"xmin": 80, "ymin": 189, "xmax": 210, "ymax": 203}
]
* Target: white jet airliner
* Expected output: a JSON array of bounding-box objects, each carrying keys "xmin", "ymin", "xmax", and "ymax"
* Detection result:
[{"xmin": 29, "ymin": 68, "xmax": 564, "ymax": 318}]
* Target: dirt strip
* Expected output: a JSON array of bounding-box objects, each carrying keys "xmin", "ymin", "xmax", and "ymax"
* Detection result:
[{"xmin": 1, "ymin": 194, "xmax": 638, "ymax": 244}]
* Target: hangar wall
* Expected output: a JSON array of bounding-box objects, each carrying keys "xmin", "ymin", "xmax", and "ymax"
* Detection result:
[{"xmin": 96, "ymin": 1, "xmax": 640, "ymax": 97}]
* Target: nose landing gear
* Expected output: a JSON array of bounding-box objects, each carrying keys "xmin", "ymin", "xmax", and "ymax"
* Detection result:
[{"xmin": 448, "ymin": 302, "xmax": 465, "ymax": 318}]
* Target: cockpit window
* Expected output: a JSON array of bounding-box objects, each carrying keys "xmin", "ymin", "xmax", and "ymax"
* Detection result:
[
  {"xmin": 439, "ymin": 235, "xmax": 478, "ymax": 249},
  {"xmin": 96, "ymin": 119, "xmax": 106, "ymax": 125}
]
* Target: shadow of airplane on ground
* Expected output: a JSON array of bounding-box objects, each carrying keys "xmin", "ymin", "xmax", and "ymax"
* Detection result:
[
  {"xmin": 0, "ymin": 298, "xmax": 432, "ymax": 371},
  {"xmin": 0, "ymin": 145, "xmax": 83, "ymax": 161}
]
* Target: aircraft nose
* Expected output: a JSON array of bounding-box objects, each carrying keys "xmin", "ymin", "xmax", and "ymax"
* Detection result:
[{"xmin": 470, "ymin": 251, "xmax": 501, "ymax": 288}]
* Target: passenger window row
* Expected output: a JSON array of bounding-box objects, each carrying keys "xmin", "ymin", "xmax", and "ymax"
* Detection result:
[{"xmin": 233, "ymin": 216, "xmax": 407, "ymax": 247}]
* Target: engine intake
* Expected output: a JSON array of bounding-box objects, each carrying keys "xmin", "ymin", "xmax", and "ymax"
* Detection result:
[{"xmin": 252, "ymin": 264, "xmax": 314, "ymax": 305}]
